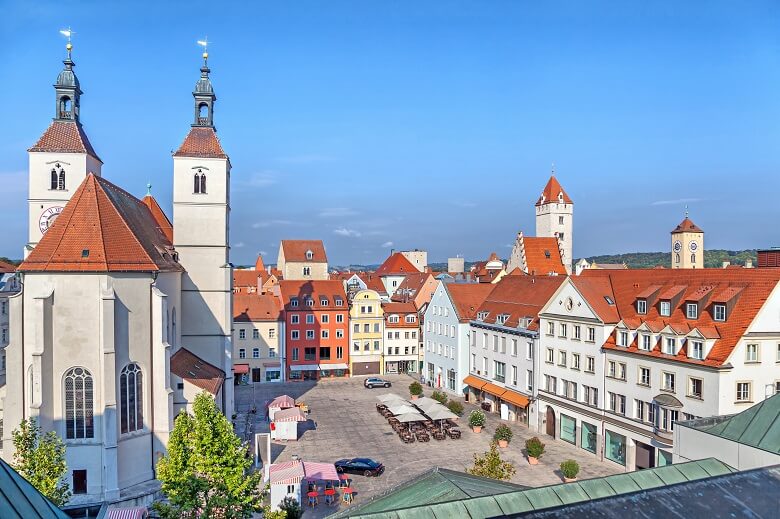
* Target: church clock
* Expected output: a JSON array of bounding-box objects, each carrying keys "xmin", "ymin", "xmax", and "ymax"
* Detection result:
[
  {"xmin": 673, "ymin": 240, "xmax": 682, "ymax": 253},
  {"xmin": 689, "ymin": 241, "xmax": 699, "ymax": 252},
  {"xmin": 39, "ymin": 206, "xmax": 64, "ymax": 234}
]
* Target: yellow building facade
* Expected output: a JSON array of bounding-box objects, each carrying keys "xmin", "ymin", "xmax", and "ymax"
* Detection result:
[{"xmin": 349, "ymin": 289, "xmax": 385, "ymax": 376}]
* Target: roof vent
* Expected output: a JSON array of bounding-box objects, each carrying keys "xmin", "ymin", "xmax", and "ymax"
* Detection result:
[
  {"xmin": 81, "ymin": 249, "xmax": 90, "ymax": 258},
  {"xmin": 544, "ymin": 250, "xmax": 551, "ymax": 259}
]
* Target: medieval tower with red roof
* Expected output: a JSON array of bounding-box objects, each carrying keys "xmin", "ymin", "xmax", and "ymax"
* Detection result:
[{"xmin": 535, "ymin": 173, "xmax": 574, "ymax": 274}]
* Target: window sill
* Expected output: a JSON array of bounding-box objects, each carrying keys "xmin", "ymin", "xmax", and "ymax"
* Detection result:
[
  {"xmin": 735, "ymin": 400, "xmax": 753, "ymax": 404},
  {"xmin": 584, "ymin": 370, "xmax": 595, "ymax": 374},
  {"xmin": 686, "ymin": 394, "xmax": 703, "ymax": 401},
  {"xmin": 744, "ymin": 361, "xmax": 761, "ymax": 365},
  {"xmin": 637, "ymin": 382, "xmax": 651, "ymax": 388},
  {"xmin": 660, "ymin": 388, "xmax": 676, "ymax": 394}
]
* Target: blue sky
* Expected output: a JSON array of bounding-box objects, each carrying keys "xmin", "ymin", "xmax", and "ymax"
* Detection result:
[{"xmin": 2, "ymin": 1, "xmax": 780, "ymax": 266}]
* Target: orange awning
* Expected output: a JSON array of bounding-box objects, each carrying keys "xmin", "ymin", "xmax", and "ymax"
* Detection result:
[
  {"xmin": 233, "ymin": 364, "xmax": 250, "ymax": 374},
  {"xmin": 481, "ymin": 382, "xmax": 507, "ymax": 398},
  {"xmin": 501, "ymin": 389, "xmax": 530, "ymax": 408},
  {"xmin": 463, "ymin": 375, "xmax": 487, "ymax": 389}
]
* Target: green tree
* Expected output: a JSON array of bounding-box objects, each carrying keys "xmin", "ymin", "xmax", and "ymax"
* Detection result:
[
  {"xmin": 155, "ymin": 392, "xmax": 263, "ymax": 518},
  {"xmin": 12, "ymin": 418, "xmax": 70, "ymax": 506},
  {"xmin": 468, "ymin": 442, "xmax": 516, "ymax": 481}
]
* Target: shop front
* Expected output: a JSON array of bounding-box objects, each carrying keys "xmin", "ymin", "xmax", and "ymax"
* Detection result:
[
  {"xmin": 233, "ymin": 363, "xmax": 250, "ymax": 385},
  {"xmin": 320, "ymin": 363, "xmax": 349, "ymax": 378},
  {"xmin": 500, "ymin": 389, "xmax": 530, "ymax": 426},
  {"xmin": 289, "ymin": 364, "xmax": 320, "ymax": 381},
  {"xmin": 264, "ymin": 362, "xmax": 282, "ymax": 382}
]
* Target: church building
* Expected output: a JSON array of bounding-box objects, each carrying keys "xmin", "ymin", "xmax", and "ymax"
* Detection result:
[{"xmin": 1, "ymin": 42, "xmax": 234, "ymax": 508}]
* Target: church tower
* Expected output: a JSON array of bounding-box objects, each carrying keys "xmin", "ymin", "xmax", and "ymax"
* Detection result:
[
  {"xmin": 172, "ymin": 49, "xmax": 234, "ymax": 412},
  {"xmin": 26, "ymin": 39, "xmax": 101, "ymax": 254},
  {"xmin": 535, "ymin": 172, "xmax": 574, "ymax": 274},
  {"xmin": 671, "ymin": 212, "xmax": 704, "ymax": 269}
]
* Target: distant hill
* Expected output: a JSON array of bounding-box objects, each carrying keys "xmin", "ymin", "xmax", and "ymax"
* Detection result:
[{"xmin": 578, "ymin": 250, "xmax": 757, "ymax": 269}]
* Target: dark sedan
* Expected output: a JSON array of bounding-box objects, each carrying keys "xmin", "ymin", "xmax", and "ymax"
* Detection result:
[{"xmin": 334, "ymin": 458, "xmax": 385, "ymax": 477}]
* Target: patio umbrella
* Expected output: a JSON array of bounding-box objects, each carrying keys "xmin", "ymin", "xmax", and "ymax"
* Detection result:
[
  {"xmin": 413, "ymin": 396, "xmax": 440, "ymax": 408},
  {"xmin": 395, "ymin": 412, "xmax": 424, "ymax": 423},
  {"xmin": 425, "ymin": 407, "xmax": 458, "ymax": 421},
  {"xmin": 414, "ymin": 401, "xmax": 443, "ymax": 413},
  {"xmin": 388, "ymin": 404, "xmax": 418, "ymax": 416},
  {"xmin": 377, "ymin": 394, "xmax": 408, "ymax": 404}
]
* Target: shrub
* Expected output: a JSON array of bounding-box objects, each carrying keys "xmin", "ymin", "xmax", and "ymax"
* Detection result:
[
  {"xmin": 493, "ymin": 424, "xmax": 513, "ymax": 443},
  {"xmin": 525, "ymin": 437, "xmax": 545, "ymax": 459},
  {"xmin": 447, "ymin": 400, "xmax": 464, "ymax": 416},
  {"xmin": 279, "ymin": 496, "xmax": 303, "ymax": 518},
  {"xmin": 409, "ymin": 381, "xmax": 423, "ymax": 396},
  {"xmin": 468, "ymin": 442, "xmax": 516, "ymax": 481},
  {"xmin": 469, "ymin": 410, "xmax": 486, "ymax": 427},
  {"xmin": 560, "ymin": 459, "xmax": 580, "ymax": 479},
  {"xmin": 431, "ymin": 390, "xmax": 448, "ymax": 404}
]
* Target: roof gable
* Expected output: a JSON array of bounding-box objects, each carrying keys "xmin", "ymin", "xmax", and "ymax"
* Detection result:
[
  {"xmin": 173, "ymin": 126, "xmax": 228, "ymax": 159},
  {"xmin": 536, "ymin": 175, "xmax": 573, "ymax": 206},
  {"xmin": 141, "ymin": 194, "xmax": 174, "ymax": 242},
  {"xmin": 28, "ymin": 120, "xmax": 101, "ymax": 162},
  {"xmin": 445, "ymin": 283, "xmax": 495, "ymax": 322},
  {"xmin": 233, "ymin": 293, "xmax": 282, "ymax": 321},
  {"xmin": 20, "ymin": 174, "xmax": 182, "ymax": 273},
  {"xmin": 672, "ymin": 217, "xmax": 704, "ymax": 234},
  {"xmin": 522, "ymin": 237, "xmax": 567, "ymax": 275},
  {"xmin": 376, "ymin": 252, "xmax": 418, "ymax": 276},
  {"xmin": 170, "ymin": 347, "xmax": 225, "ymax": 395},
  {"xmin": 280, "ymin": 240, "xmax": 328, "ymax": 263}
]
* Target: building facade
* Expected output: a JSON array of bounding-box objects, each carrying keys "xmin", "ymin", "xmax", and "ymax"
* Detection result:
[
  {"xmin": 349, "ymin": 289, "xmax": 385, "ymax": 376},
  {"xmin": 233, "ymin": 293, "xmax": 284, "ymax": 383},
  {"xmin": 382, "ymin": 302, "xmax": 419, "ymax": 375},
  {"xmin": 277, "ymin": 240, "xmax": 329, "ymax": 281},
  {"xmin": 535, "ymin": 175, "xmax": 573, "ymax": 274},
  {"xmin": 277, "ymin": 280, "xmax": 349, "ymax": 380},
  {"xmin": 671, "ymin": 216, "xmax": 704, "ymax": 269}
]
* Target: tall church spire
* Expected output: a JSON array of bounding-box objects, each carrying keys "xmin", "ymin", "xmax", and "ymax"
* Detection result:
[
  {"xmin": 54, "ymin": 34, "xmax": 82, "ymax": 122},
  {"xmin": 192, "ymin": 42, "xmax": 216, "ymax": 128}
]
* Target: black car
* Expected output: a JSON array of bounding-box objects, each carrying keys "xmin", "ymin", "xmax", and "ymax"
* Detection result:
[
  {"xmin": 335, "ymin": 458, "xmax": 385, "ymax": 477},
  {"xmin": 364, "ymin": 377, "xmax": 391, "ymax": 389}
]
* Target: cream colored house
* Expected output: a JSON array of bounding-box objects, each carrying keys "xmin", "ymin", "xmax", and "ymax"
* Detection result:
[
  {"xmin": 233, "ymin": 293, "xmax": 284, "ymax": 383},
  {"xmin": 277, "ymin": 240, "xmax": 329, "ymax": 280},
  {"xmin": 349, "ymin": 289, "xmax": 385, "ymax": 375}
]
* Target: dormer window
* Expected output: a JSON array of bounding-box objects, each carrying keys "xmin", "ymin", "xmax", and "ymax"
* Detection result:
[
  {"xmin": 320, "ymin": 298, "xmax": 329, "ymax": 306},
  {"xmin": 690, "ymin": 340, "xmax": 704, "ymax": 360},
  {"xmin": 477, "ymin": 311, "xmax": 489, "ymax": 321},
  {"xmin": 305, "ymin": 298, "xmax": 314, "ymax": 307},
  {"xmin": 335, "ymin": 298, "xmax": 344, "ymax": 307},
  {"xmin": 405, "ymin": 315, "xmax": 416, "ymax": 323},
  {"xmin": 388, "ymin": 315, "xmax": 399, "ymax": 323},
  {"xmin": 686, "ymin": 303, "xmax": 698, "ymax": 319},
  {"xmin": 497, "ymin": 314, "xmax": 509, "ymax": 325},
  {"xmin": 637, "ymin": 299, "xmax": 647, "ymax": 315},
  {"xmin": 618, "ymin": 331, "xmax": 629, "ymax": 347},
  {"xmin": 640, "ymin": 334, "xmax": 652, "ymax": 351},
  {"xmin": 663, "ymin": 337, "xmax": 676, "ymax": 355},
  {"xmin": 306, "ymin": 250, "xmax": 313, "ymax": 260},
  {"xmin": 713, "ymin": 304, "xmax": 726, "ymax": 322},
  {"xmin": 659, "ymin": 301, "xmax": 671, "ymax": 317},
  {"xmin": 290, "ymin": 298, "xmax": 299, "ymax": 307}
]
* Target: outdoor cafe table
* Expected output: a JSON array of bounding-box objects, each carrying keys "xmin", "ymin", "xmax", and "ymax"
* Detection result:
[
  {"xmin": 342, "ymin": 487, "xmax": 355, "ymax": 503},
  {"xmin": 339, "ymin": 473, "xmax": 351, "ymax": 488},
  {"xmin": 324, "ymin": 488, "xmax": 337, "ymax": 505},
  {"xmin": 307, "ymin": 491, "xmax": 319, "ymax": 507}
]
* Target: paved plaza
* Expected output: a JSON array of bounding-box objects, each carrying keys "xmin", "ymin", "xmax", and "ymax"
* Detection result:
[{"xmin": 236, "ymin": 374, "xmax": 621, "ymax": 517}]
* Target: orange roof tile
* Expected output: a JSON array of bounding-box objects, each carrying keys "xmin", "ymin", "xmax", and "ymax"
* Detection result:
[
  {"xmin": 376, "ymin": 252, "xmax": 418, "ymax": 276},
  {"xmin": 173, "ymin": 127, "xmax": 227, "ymax": 159},
  {"xmin": 570, "ymin": 276, "xmax": 620, "ymax": 323},
  {"xmin": 280, "ymin": 240, "xmax": 328, "ymax": 263},
  {"xmin": 522, "ymin": 237, "xmax": 567, "ymax": 275},
  {"xmin": 0, "ymin": 260, "xmax": 17, "ymax": 273},
  {"xmin": 141, "ymin": 195, "xmax": 173, "ymax": 243},
  {"xmin": 277, "ymin": 280, "xmax": 347, "ymax": 311},
  {"xmin": 233, "ymin": 269, "xmax": 268, "ymax": 292},
  {"xmin": 170, "ymin": 347, "xmax": 225, "ymax": 395},
  {"xmin": 475, "ymin": 275, "xmax": 566, "ymax": 330},
  {"xmin": 255, "ymin": 255, "xmax": 266, "ymax": 271},
  {"xmin": 446, "ymin": 283, "xmax": 495, "ymax": 322},
  {"xmin": 234, "ymin": 293, "xmax": 283, "ymax": 322},
  {"xmin": 536, "ymin": 175, "xmax": 572, "ymax": 206},
  {"xmin": 671, "ymin": 217, "xmax": 704, "ymax": 233},
  {"xmin": 28, "ymin": 121, "xmax": 101, "ymax": 161},
  {"xmin": 20, "ymin": 174, "xmax": 182, "ymax": 273}
]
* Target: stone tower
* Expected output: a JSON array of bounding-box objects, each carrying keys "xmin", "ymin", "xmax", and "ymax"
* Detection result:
[
  {"xmin": 671, "ymin": 212, "xmax": 704, "ymax": 269},
  {"xmin": 172, "ymin": 50, "xmax": 234, "ymax": 412},
  {"xmin": 26, "ymin": 41, "xmax": 102, "ymax": 254},
  {"xmin": 535, "ymin": 173, "xmax": 573, "ymax": 274}
]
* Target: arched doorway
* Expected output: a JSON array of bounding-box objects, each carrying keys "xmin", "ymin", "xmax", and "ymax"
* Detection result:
[{"xmin": 546, "ymin": 406, "xmax": 556, "ymax": 437}]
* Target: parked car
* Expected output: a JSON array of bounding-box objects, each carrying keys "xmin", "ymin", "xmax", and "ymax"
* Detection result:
[
  {"xmin": 335, "ymin": 458, "xmax": 385, "ymax": 477},
  {"xmin": 364, "ymin": 377, "xmax": 391, "ymax": 389}
]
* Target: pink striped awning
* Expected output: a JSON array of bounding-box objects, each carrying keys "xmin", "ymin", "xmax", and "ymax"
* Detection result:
[
  {"xmin": 274, "ymin": 408, "xmax": 306, "ymax": 422},
  {"xmin": 269, "ymin": 394, "xmax": 295, "ymax": 410},
  {"xmin": 270, "ymin": 460, "xmax": 305, "ymax": 485},
  {"xmin": 303, "ymin": 461, "xmax": 339, "ymax": 482},
  {"xmin": 106, "ymin": 507, "xmax": 147, "ymax": 519}
]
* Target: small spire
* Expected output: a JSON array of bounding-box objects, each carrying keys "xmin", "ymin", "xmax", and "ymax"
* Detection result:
[
  {"xmin": 60, "ymin": 27, "xmax": 75, "ymax": 59},
  {"xmin": 146, "ymin": 183, "xmax": 152, "ymax": 196},
  {"xmin": 685, "ymin": 204, "xmax": 689, "ymax": 219},
  {"xmin": 192, "ymin": 37, "xmax": 216, "ymax": 128},
  {"xmin": 551, "ymin": 162, "xmax": 556, "ymax": 176}
]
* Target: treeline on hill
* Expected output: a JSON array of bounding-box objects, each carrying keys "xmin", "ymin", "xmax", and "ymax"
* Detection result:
[
  {"xmin": 577, "ymin": 250, "xmax": 758, "ymax": 269},
  {"xmin": 0, "ymin": 257, "xmax": 20, "ymax": 266}
]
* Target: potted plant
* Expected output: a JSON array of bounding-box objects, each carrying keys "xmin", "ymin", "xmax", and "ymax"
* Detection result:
[
  {"xmin": 432, "ymin": 390, "xmax": 448, "ymax": 404},
  {"xmin": 469, "ymin": 410, "xmax": 486, "ymax": 433},
  {"xmin": 494, "ymin": 424, "xmax": 513, "ymax": 448},
  {"xmin": 525, "ymin": 436, "xmax": 545, "ymax": 464},
  {"xmin": 409, "ymin": 381, "xmax": 423, "ymax": 400},
  {"xmin": 447, "ymin": 400, "xmax": 464, "ymax": 416},
  {"xmin": 560, "ymin": 459, "xmax": 580, "ymax": 482}
]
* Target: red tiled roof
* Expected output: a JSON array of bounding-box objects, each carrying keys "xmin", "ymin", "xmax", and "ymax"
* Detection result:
[
  {"xmin": 20, "ymin": 174, "xmax": 182, "ymax": 273},
  {"xmin": 173, "ymin": 127, "xmax": 227, "ymax": 158},
  {"xmin": 234, "ymin": 293, "xmax": 282, "ymax": 322},
  {"xmin": 475, "ymin": 275, "xmax": 566, "ymax": 330},
  {"xmin": 28, "ymin": 121, "xmax": 101, "ymax": 162},
  {"xmin": 671, "ymin": 217, "xmax": 704, "ymax": 233},
  {"xmin": 390, "ymin": 272, "xmax": 436, "ymax": 304},
  {"xmin": 569, "ymin": 276, "xmax": 620, "ymax": 323},
  {"xmin": 376, "ymin": 252, "xmax": 418, "ymax": 276},
  {"xmin": 583, "ymin": 268, "xmax": 780, "ymax": 366},
  {"xmin": 363, "ymin": 274, "xmax": 388, "ymax": 295},
  {"xmin": 277, "ymin": 280, "xmax": 347, "ymax": 311},
  {"xmin": 280, "ymin": 240, "xmax": 328, "ymax": 263},
  {"xmin": 382, "ymin": 301, "xmax": 418, "ymax": 314},
  {"xmin": 523, "ymin": 237, "xmax": 567, "ymax": 275},
  {"xmin": 170, "ymin": 347, "xmax": 225, "ymax": 395},
  {"xmin": 536, "ymin": 175, "xmax": 572, "ymax": 206},
  {"xmin": 255, "ymin": 255, "xmax": 266, "ymax": 271},
  {"xmin": 446, "ymin": 283, "xmax": 495, "ymax": 322},
  {"xmin": 233, "ymin": 269, "xmax": 271, "ymax": 292},
  {"xmin": 141, "ymin": 195, "xmax": 173, "ymax": 242},
  {"xmin": 0, "ymin": 260, "xmax": 16, "ymax": 273}
]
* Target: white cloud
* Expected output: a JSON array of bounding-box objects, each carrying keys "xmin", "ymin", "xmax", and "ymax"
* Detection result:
[
  {"xmin": 334, "ymin": 227, "xmax": 361, "ymax": 238},
  {"xmin": 252, "ymin": 219, "xmax": 292, "ymax": 229},
  {"xmin": 234, "ymin": 242, "xmax": 245, "ymax": 248},
  {"xmin": 275, "ymin": 154, "xmax": 335, "ymax": 164},
  {"xmin": 381, "ymin": 241, "xmax": 394, "ymax": 248},
  {"xmin": 319, "ymin": 207, "xmax": 358, "ymax": 218},
  {"xmin": 258, "ymin": 250, "xmax": 268, "ymax": 257},
  {"xmin": 650, "ymin": 197, "xmax": 703, "ymax": 206}
]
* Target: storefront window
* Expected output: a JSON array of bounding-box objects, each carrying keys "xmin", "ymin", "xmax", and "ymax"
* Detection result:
[
  {"xmin": 289, "ymin": 370, "xmax": 301, "ymax": 380},
  {"xmin": 320, "ymin": 369, "xmax": 331, "ymax": 378},
  {"xmin": 581, "ymin": 421, "xmax": 597, "ymax": 453},
  {"xmin": 560, "ymin": 414, "xmax": 576, "ymax": 444},
  {"xmin": 605, "ymin": 430, "xmax": 626, "ymax": 465},
  {"xmin": 657, "ymin": 449, "xmax": 673, "ymax": 467},
  {"xmin": 266, "ymin": 370, "xmax": 280, "ymax": 382},
  {"xmin": 334, "ymin": 369, "xmax": 345, "ymax": 377}
]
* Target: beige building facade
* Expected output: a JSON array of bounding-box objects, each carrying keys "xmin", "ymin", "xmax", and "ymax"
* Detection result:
[{"xmin": 349, "ymin": 289, "xmax": 385, "ymax": 376}]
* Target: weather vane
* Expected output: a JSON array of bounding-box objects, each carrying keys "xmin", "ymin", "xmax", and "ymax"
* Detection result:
[
  {"xmin": 60, "ymin": 27, "xmax": 75, "ymax": 57},
  {"xmin": 197, "ymin": 37, "xmax": 211, "ymax": 63}
]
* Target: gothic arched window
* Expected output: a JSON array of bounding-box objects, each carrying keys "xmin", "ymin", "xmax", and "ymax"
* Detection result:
[
  {"xmin": 194, "ymin": 170, "xmax": 207, "ymax": 194},
  {"xmin": 120, "ymin": 363, "xmax": 143, "ymax": 434},
  {"xmin": 200, "ymin": 173, "xmax": 207, "ymax": 194},
  {"xmin": 58, "ymin": 170, "xmax": 66, "ymax": 190},
  {"xmin": 64, "ymin": 367, "xmax": 94, "ymax": 439},
  {"xmin": 675, "ymin": 253, "xmax": 680, "ymax": 264},
  {"xmin": 691, "ymin": 253, "xmax": 696, "ymax": 264},
  {"xmin": 51, "ymin": 169, "xmax": 58, "ymax": 190}
]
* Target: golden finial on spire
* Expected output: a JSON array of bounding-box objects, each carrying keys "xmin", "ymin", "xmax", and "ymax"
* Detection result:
[
  {"xmin": 60, "ymin": 27, "xmax": 75, "ymax": 58},
  {"xmin": 197, "ymin": 37, "xmax": 210, "ymax": 64}
]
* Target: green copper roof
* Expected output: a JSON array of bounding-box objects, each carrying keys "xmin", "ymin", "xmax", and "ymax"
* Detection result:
[
  {"xmin": 694, "ymin": 392, "xmax": 780, "ymax": 454},
  {"xmin": 331, "ymin": 458, "xmax": 736, "ymax": 518},
  {"xmin": 0, "ymin": 457, "xmax": 70, "ymax": 518}
]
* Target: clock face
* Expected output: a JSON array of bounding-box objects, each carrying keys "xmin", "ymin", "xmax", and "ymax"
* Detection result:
[
  {"xmin": 689, "ymin": 241, "xmax": 698, "ymax": 252},
  {"xmin": 39, "ymin": 206, "xmax": 64, "ymax": 234},
  {"xmin": 673, "ymin": 240, "xmax": 682, "ymax": 253}
]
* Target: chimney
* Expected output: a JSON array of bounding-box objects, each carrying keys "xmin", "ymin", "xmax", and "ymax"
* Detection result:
[
  {"xmin": 745, "ymin": 259, "xmax": 754, "ymax": 269},
  {"xmin": 722, "ymin": 261, "xmax": 730, "ymax": 269}
]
